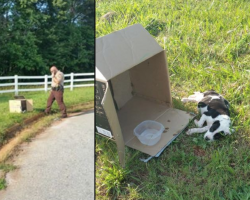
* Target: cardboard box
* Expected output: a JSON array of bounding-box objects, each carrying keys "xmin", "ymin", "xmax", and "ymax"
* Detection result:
[
  {"xmin": 96, "ymin": 24, "xmax": 194, "ymax": 167},
  {"xmin": 9, "ymin": 99, "xmax": 33, "ymax": 113}
]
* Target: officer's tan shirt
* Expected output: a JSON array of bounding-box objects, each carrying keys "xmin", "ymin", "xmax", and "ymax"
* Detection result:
[{"xmin": 51, "ymin": 71, "xmax": 64, "ymax": 87}]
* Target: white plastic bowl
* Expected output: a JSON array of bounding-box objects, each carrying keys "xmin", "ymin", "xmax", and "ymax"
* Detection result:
[{"xmin": 134, "ymin": 120, "xmax": 164, "ymax": 146}]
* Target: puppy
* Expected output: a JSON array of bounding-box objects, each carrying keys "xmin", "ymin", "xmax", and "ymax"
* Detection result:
[{"xmin": 182, "ymin": 90, "xmax": 234, "ymax": 141}]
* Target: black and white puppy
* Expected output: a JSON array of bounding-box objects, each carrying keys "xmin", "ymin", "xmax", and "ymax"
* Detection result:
[{"xmin": 182, "ymin": 90, "xmax": 234, "ymax": 141}]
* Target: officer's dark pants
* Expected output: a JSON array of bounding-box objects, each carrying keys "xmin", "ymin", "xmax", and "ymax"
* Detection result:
[{"xmin": 45, "ymin": 90, "xmax": 67, "ymax": 117}]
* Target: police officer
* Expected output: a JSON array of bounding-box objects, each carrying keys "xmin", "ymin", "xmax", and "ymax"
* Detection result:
[{"xmin": 45, "ymin": 66, "xmax": 67, "ymax": 118}]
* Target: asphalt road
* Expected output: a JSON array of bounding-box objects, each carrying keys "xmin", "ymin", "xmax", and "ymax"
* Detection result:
[{"xmin": 0, "ymin": 110, "xmax": 94, "ymax": 200}]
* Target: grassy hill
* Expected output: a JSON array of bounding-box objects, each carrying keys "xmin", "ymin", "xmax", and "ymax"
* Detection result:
[{"xmin": 96, "ymin": 0, "xmax": 250, "ymax": 199}]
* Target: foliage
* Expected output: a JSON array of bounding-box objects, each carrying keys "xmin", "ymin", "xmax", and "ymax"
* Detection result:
[
  {"xmin": 100, "ymin": 163, "xmax": 130, "ymax": 196},
  {"xmin": 0, "ymin": 178, "xmax": 6, "ymax": 190},
  {"xmin": 0, "ymin": 163, "xmax": 16, "ymax": 172},
  {"xmin": 0, "ymin": 0, "xmax": 94, "ymax": 76}
]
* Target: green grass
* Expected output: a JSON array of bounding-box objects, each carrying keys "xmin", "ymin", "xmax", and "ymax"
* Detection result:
[
  {"xmin": 0, "ymin": 163, "xmax": 16, "ymax": 172},
  {"xmin": 96, "ymin": 0, "xmax": 250, "ymax": 199},
  {"xmin": 0, "ymin": 87, "xmax": 94, "ymax": 145},
  {"xmin": 0, "ymin": 178, "xmax": 6, "ymax": 190},
  {"xmin": 0, "ymin": 163, "xmax": 16, "ymax": 190}
]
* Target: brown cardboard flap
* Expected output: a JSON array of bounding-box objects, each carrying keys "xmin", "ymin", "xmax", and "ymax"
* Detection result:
[
  {"xmin": 117, "ymin": 96, "xmax": 194, "ymax": 156},
  {"xmin": 96, "ymin": 24, "xmax": 163, "ymax": 82},
  {"xmin": 130, "ymin": 51, "xmax": 172, "ymax": 105},
  {"xmin": 101, "ymin": 83, "xmax": 126, "ymax": 167},
  {"xmin": 117, "ymin": 96, "xmax": 169, "ymax": 143},
  {"xmin": 26, "ymin": 99, "xmax": 33, "ymax": 111}
]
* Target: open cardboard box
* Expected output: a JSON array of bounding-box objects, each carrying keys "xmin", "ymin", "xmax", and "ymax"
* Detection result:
[
  {"xmin": 96, "ymin": 24, "xmax": 195, "ymax": 167},
  {"xmin": 9, "ymin": 96, "xmax": 33, "ymax": 113}
]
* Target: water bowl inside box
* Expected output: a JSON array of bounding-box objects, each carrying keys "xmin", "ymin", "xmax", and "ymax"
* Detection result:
[{"xmin": 134, "ymin": 120, "xmax": 164, "ymax": 146}]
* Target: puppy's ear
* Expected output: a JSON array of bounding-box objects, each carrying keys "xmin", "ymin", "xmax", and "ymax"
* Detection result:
[
  {"xmin": 198, "ymin": 102, "xmax": 207, "ymax": 108},
  {"xmin": 214, "ymin": 132, "xmax": 223, "ymax": 140},
  {"xmin": 224, "ymin": 99, "xmax": 230, "ymax": 108}
]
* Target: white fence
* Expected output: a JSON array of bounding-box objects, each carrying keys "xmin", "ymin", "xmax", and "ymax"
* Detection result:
[{"xmin": 0, "ymin": 72, "xmax": 94, "ymax": 95}]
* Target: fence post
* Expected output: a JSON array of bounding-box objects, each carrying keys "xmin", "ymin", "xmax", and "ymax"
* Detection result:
[
  {"xmin": 44, "ymin": 75, "xmax": 48, "ymax": 92},
  {"xmin": 14, "ymin": 75, "xmax": 18, "ymax": 95},
  {"xmin": 70, "ymin": 73, "xmax": 74, "ymax": 91}
]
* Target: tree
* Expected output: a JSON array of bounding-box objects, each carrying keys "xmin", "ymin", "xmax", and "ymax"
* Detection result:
[{"xmin": 0, "ymin": 0, "xmax": 94, "ymax": 76}]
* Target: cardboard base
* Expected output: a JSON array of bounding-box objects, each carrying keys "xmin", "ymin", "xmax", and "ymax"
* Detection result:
[{"xmin": 118, "ymin": 96, "xmax": 194, "ymax": 156}]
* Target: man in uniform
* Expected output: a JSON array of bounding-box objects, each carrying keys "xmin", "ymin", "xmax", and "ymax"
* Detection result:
[{"xmin": 45, "ymin": 66, "xmax": 67, "ymax": 118}]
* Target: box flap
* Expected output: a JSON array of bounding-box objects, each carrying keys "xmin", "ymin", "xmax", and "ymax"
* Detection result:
[
  {"xmin": 117, "ymin": 97, "xmax": 194, "ymax": 156},
  {"xmin": 26, "ymin": 99, "xmax": 33, "ymax": 111},
  {"xmin": 96, "ymin": 23, "xmax": 163, "ymax": 82},
  {"xmin": 101, "ymin": 83, "xmax": 126, "ymax": 167}
]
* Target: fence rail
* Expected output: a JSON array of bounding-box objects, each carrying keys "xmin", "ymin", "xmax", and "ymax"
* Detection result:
[{"xmin": 0, "ymin": 72, "xmax": 94, "ymax": 95}]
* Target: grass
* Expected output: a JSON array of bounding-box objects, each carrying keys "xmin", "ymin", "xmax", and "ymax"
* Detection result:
[
  {"xmin": 0, "ymin": 87, "xmax": 94, "ymax": 145},
  {"xmin": 0, "ymin": 87, "xmax": 94, "ymax": 191},
  {"xmin": 0, "ymin": 178, "xmax": 6, "ymax": 190},
  {"xmin": 0, "ymin": 163, "xmax": 16, "ymax": 189},
  {"xmin": 0, "ymin": 163, "xmax": 16, "ymax": 172},
  {"xmin": 96, "ymin": 0, "xmax": 250, "ymax": 199}
]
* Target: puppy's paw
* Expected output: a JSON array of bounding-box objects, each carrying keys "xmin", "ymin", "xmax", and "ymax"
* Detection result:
[
  {"xmin": 194, "ymin": 119, "xmax": 198, "ymax": 126},
  {"xmin": 225, "ymin": 128, "xmax": 235, "ymax": 135},
  {"xmin": 186, "ymin": 129, "xmax": 193, "ymax": 135}
]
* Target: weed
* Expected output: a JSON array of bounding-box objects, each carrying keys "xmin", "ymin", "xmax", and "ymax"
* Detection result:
[
  {"xmin": 0, "ymin": 179, "xmax": 6, "ymax": 190},
  {"xmin": 0, "ymin": 163, "xmax": 16, "ymax": 172},
  {"xmin": 100, "ymin": 163, "xmax": 130, "ymax": 196}
]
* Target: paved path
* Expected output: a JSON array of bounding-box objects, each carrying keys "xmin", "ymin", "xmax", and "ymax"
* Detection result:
[{"xmin": 0, "ymin": 110, "xmax": 94, "ymax": 200}]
